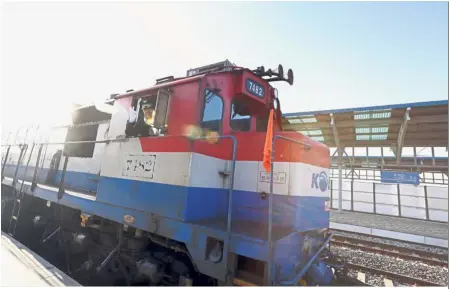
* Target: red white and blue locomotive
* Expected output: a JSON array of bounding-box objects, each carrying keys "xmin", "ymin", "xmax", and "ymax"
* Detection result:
[{"xmin": 1, "ymin": 60, "xmax": 355, "ymax": 286}]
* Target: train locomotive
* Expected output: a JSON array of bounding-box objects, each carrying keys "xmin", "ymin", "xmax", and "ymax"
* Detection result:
[{"xmin": 1, "ymin": 60, "xmax": 357, "ymax": 286}]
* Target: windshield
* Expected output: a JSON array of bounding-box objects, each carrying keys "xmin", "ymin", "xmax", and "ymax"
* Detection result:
[
  {"xmin": 200, "ymin": 89, "xmax": 223, "ymax": 132},
  {"xmin": 230, "ymin": 99, "xmax": 251, "ymax": 132}
]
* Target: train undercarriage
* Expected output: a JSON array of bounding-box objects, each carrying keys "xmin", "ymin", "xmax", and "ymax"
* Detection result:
[
  {"xmin": 1, "ymin": 187, "xmax": 366, "ymax": 287},
  {"xmin": 1, "ymin": 188, "xmax": 217, "ymax": 286}
]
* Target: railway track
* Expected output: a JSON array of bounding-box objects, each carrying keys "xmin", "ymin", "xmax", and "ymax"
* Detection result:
[
  {"xmin": 346, "ymin": 262, "xmax": 445, "ymax": 287},
  {"xmin": 331, "ymin": 235, "xmax": 449, "ymax": 268}
]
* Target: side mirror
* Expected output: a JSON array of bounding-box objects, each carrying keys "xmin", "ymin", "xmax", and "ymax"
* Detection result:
[{"xmin": 154, "ymin": 89, "xmax": 171, "ymax": 130}]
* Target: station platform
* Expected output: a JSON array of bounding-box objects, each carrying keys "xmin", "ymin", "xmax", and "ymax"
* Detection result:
[
  {"xmin": 329, "ymin": 210, "xmax": 448, "ymax": 248},
  {"xmin": 1, "ymin": 231, "xmax": 80, "ymax": 287}
]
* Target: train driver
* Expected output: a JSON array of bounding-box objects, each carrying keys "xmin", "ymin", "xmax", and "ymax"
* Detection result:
[{"xmin": 141, "ymin": 101, "xmax": 158, "ymax": 136}]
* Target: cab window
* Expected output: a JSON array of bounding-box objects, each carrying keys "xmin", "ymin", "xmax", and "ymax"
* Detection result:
[
  {"xmin": 230, "ymin": 99, "xmax": 251, "ymax": 132},
  {"xmin": 125, "ymin": 95, "xmax": 159, "ymax": 137},
  {"xmin": 200, "ymin": 89, "xmax": 223, "ymax": 132}
]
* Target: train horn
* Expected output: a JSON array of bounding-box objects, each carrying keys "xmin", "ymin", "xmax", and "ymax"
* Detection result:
[
  {"xmin": 252, "ymin": 64, "xmax": 294, "ymax": 85},
  {"xmin": 287, "ymin": 69, "xmax": 294, "ymax": 85},
  {"xmin": 275, "ymin": 64, "xmax": 284, "ymax": 79},
  {"xmin": 267, "ymin": 65, "xmax": 294, "ymax": 86}
]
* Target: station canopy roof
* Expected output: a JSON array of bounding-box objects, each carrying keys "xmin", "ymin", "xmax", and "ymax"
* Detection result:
[{"xmin": 282, "ymin": 100, "xmax": 448, "ymax": 173}]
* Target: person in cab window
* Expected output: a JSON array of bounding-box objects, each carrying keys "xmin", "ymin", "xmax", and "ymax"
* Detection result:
[{"xmin": 141, "ymin": 101, "xmax": 158, "ymax": 136}]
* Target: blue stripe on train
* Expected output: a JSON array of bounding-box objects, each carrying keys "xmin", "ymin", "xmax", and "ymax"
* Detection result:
[
  {"xmin": 3, "ymin": 164, "xmax": 98, "ymax": 192},
  {"xmin": 4, "ymin": 165, "xmax": 329, "ymax": 232},
  {"xmin": 98, "ymin": 176, "xmax": 329, "ymax": 231}
]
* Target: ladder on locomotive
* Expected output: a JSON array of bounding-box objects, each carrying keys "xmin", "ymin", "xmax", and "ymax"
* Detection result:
[{"xmin": 4, "ymin": 126, "xmax": 41, "ymax": 236}]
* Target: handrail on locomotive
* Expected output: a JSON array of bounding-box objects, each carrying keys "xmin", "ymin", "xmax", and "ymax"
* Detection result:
[{"xmin": 267, "ymin": 135, "xmax": 312, "ymax": 285}]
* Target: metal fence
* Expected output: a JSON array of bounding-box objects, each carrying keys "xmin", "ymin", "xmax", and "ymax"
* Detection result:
[{"xmin": 330, "ymin": 179, "xmax": 448, "ymax": 223}]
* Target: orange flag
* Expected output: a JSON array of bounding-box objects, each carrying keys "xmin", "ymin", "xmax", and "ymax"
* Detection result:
[{"xmin": 263, "ymin": 109, "xmax": 275, "ymax": 172}]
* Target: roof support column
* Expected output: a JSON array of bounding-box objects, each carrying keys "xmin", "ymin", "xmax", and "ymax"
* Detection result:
[
  {"xmin": 396, "ymin": 107, "xmax": 411, "ymax": 164},
  {"xmin": 330, "ymin": 113, "xmax": 341, "ymax": 149},
  {"xmin": 432, "ymin": 147, "xmax": 436, "ymax": 166},
  {"xmin": 338, "ymin": 148, "xmax": 344, "ymax": 213},
  {"xmin": 330, "ymin": 113, "xmax": 344, "ymax": 212}
]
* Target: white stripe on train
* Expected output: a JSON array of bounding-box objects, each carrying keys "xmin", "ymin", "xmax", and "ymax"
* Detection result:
[{"xmin": 4, "ymin": 133, "xmax": 330, "ymax": 198}]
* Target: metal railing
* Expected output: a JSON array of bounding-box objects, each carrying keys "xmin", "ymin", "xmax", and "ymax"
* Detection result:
[
  {"xmin": 1, "ymin": 125, "xmax": 31, "ymax": 180},
  {"xmin": 192, "ymin": 135, "xmax": 237, "ymax": 283},
  {"xmin": 31, "ymin": 140, "xmax": 114, "ymax": 198},
  {"xmin": 268, "ymin": 135, "xmax": 311, "ymax": 286},
  {"xmin": 1, "ymin": 123, "xmax": 115, "ymax": 198}
]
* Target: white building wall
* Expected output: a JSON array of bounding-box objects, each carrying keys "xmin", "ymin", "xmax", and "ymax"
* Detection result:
[{"xmin": 330, "ymin": 179, "xmax": 448, "ymax": 222}]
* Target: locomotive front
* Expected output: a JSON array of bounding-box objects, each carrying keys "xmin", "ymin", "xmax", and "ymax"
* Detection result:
[{"xmin": 176, "ymin": 61, "xmax": 340, "ymax": 285}]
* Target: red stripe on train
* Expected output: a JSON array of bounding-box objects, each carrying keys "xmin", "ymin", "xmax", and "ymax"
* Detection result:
[{"xmin": 138, "ymin": 132, "xmax": 330, "ymax": 168}]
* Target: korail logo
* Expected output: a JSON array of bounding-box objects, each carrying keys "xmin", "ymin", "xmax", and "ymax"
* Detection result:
[{"xmin": 311, "ymin": 171, "xmax": 329, "ymax": 192}]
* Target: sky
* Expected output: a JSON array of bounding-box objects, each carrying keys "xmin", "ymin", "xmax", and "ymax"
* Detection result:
[{"xmin": 0, "ymin": 1, "xmax": 449, "ymax": 132}]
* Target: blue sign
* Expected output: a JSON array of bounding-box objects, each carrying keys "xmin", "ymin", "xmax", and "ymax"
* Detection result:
[
  {"xmin": 246, "ymin": 79, "xmax": 265, "ymax": 98},
  {"xmin": 381, "ymin": 171, "xmax": 420, "ymax": 185}
]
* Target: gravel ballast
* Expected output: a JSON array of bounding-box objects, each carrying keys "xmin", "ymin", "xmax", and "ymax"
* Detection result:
[{"xmin": 332, "ymin": 245, "xmax": 449, "ymax": 286}]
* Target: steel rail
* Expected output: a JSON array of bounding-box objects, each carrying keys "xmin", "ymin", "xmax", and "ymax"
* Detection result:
[
  {"xmin": 331, "ymin": 237, "xmax": 448, "ymax": 267},
  {"xmin": 331, "ymin": 239, "xmax": 449, "ymax": 267},
  {"xmin": 331, "ymin": 229, "xmax": 448, "ymax": 250}
]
